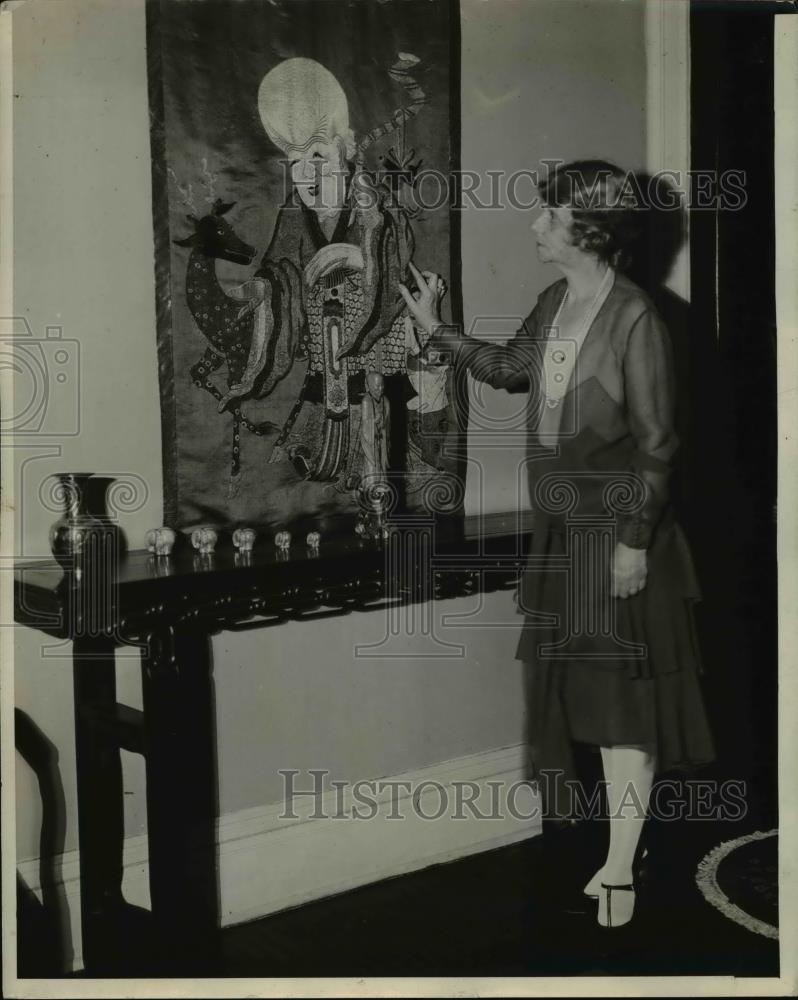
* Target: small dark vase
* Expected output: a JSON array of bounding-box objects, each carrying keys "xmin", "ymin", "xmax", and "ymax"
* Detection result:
[
  {"xmin": 86, "ymin": 476, "xmax": 128, "ymax": 559},
  {"xmin": 49, "ymin": 473, "xmax": 105, "ymax": 576}
]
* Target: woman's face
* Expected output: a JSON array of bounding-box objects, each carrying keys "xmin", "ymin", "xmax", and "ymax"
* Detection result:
[
  {"xmin": 532, "ymin": 204, "xmax": 580, "ymax": 266},
  {"xmin": 287, "ymin": 136, "xmax": 348, "ymax": 214}
]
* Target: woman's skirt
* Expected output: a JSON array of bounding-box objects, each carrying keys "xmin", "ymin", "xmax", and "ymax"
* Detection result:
[{"xmin": 516, "ymin": 518, "xmax": 716, "ymax": 817}]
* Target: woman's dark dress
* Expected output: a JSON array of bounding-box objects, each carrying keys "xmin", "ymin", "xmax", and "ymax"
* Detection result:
[{"xmin": 456, "ymin": 271, "xmax": 715, "ymax": 814}]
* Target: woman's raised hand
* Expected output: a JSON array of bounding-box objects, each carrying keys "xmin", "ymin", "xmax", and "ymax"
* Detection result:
[{"xmin": 398, "ymin": 261, "xmax": 447, "ymax": 336}]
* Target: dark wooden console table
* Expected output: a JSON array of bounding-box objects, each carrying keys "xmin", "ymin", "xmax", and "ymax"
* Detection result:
[{"xmin": 14, "ymin": 512, "xmax": 532, "ymax": 975}]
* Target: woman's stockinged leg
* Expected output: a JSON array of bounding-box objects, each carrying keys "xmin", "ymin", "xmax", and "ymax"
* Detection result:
[
  {"xmin": 595, "ymin": 745, "xmax": 656, "ymax": 927},
  {"xmin": 603, "ymin": 746, "xmax": 656, "ymax": 881},
  {"xmin": 582, "ymin": 747, "xmax": 614, "ymax": 898}
]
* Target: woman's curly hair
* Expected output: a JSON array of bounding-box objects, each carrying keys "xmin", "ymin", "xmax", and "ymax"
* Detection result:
[{"xmin": 538, "ymin": 160, "xmax": 643, "ymax": 270}]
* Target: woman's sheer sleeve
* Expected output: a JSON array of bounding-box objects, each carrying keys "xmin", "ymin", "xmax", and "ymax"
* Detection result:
[
  {"xmin": 617, "ymin": 308, "xmax": 679, "ymax": 549},
  {"xmin": 431, "ymin": 303, "xmax": 541, "ymax": 391}
]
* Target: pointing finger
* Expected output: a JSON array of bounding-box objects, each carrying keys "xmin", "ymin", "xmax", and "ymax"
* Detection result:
[{"xmin": 407, "ymin": 260, "xmax": 425, "ymax": 286}]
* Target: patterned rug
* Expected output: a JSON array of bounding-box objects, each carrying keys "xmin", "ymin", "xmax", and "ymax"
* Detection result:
[{"xmin": 696, "ymin": 829, "xmax": 778, "ymax": 939}]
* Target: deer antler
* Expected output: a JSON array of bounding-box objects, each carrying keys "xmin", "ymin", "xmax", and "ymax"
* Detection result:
[
  {"xmin": 167, "ymin": 168, "xmax": 197, "ymax": 212},
  {"xmin": 212, "ymin": 198, "xmax": 236, "ymax": 216},
  {"xmin": 201, "ymin": 157, "xmax": 219, "ymax": 204}
]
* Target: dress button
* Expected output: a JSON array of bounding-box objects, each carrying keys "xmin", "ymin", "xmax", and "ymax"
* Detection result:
[
  {"xmin": 552, "ymin": 350, "xmax": 566, "ymax": 363},
  {"xmin": 546, "ymin": 398, "xmax": 560, "ymax": 408},
  {"xmin": 554, "ymin": 373, "xmax": 564, "ymax": 383}
]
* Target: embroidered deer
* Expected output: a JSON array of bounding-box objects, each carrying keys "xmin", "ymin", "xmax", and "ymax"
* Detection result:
[{"xmin": 174, "ymin": 198, "xmax": 275, "ymax": 490}]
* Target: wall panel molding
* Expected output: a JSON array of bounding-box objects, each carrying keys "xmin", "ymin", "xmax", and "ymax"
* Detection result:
[{"xmin": 18, "ymin": 742, "xmax": 539, "ymax": 972}]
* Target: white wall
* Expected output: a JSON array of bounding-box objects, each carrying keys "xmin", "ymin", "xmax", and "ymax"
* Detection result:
[
  {"xmin": 460, "ymin": 0, "xmax": 647, "ymax": 513},
  {"xmin": 12, "ymin": 0, "xmax": 646, "ymax": 873}
]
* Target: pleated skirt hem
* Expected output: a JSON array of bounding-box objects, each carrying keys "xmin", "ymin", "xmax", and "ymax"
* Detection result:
[{"xmin": 516, "ymin": 520, "xmax": 716, "ymax": 816}]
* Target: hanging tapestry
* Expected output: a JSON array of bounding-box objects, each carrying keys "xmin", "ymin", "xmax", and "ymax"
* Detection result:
[{"xmin": 146, "ymin": 0, "xmax": 464, "ymax": 535}]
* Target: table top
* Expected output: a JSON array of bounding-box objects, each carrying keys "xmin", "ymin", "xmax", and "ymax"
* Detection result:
[{"xmin": 14, "ymin": 510, "xmax": 535, "ymax": 641}]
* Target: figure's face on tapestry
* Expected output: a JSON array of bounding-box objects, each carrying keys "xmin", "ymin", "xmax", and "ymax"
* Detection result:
[
  {"xmin": 366, "ymin": 371, "xmax": 384, "ymax": 400},
  {"xmin": 258, "ymin": 57, "xmax": 356, "ymax": 216},
  {"xmin": 286, "ymin": 135, "xmax": 349, "ymax": 213}
]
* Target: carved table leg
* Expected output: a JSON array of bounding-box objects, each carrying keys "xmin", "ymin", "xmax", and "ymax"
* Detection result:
[
  {"xmin": 141, "ymin": 625, "xmax": 220, "ymax": 974},
  {"xmin": 72, "ymin": 636, "xmax": 125, "ymax": 974}
]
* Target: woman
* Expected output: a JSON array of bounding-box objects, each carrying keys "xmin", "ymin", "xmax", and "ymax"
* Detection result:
[{"xmin": 399, "ymin": 160, "xmax": 715, "ymax": 929}]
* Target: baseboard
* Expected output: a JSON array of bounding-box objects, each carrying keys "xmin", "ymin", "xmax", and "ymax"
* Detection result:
[{"xmin": 17, "ymin": 742, "xmax": 540, "ymax": 972}]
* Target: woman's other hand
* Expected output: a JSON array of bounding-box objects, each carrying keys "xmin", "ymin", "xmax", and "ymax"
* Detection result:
[
  {"xmin": 612, "ymin": 541, "xmax": 648, "ymax": 599},
  {"xmin": 399, "ymin": 261, "xmax": 446, "ymax": 336}
]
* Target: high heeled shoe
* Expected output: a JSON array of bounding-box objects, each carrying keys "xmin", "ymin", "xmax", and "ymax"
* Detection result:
[
  {"xmin": 583, "ymin": 847, "xmax": 648, "ymax": 898},
  {"xmin": 597, "ymin": 882, "xmax": 636, "ymax": 928},
  {"xmin": 583, "ymin": 868, "xmax": 604, "ymax": 898}
]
